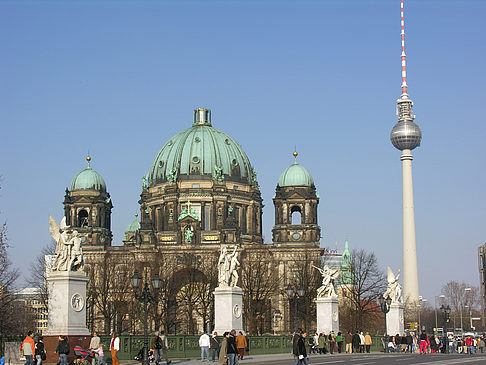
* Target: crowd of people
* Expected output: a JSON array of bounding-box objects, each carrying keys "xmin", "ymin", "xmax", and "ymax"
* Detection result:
[
  {"xmin": 385, "ymin": 331, "xmax": 486, "ymax": 355},
  {"xmin": 198, "ymin": 330, "xmax": 247, "ymax": 364},
  {"xmin": 17, "ymin": 328, "xmax": 486, "ymax": 365}
]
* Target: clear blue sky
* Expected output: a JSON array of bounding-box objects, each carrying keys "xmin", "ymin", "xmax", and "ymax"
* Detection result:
[{"xmin": 1, "ymin": 0, "xmax": 484, "ymax": 302}]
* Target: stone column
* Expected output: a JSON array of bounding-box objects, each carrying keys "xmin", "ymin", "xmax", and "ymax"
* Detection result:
[
  {"xmin": 316, "ymin": 297, "xmax": 339, "ymax": 334},
  {"xmin": 386, "ymin": 302, "xmax": 405, "ymax": 336},
  {"xmin": 213, "ymin": 286, "xmax": 243, "ymax": 334}
]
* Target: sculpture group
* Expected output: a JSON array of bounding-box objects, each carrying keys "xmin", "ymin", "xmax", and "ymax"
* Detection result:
[
  {"xmin": 217, "ymin": 245, "xmax": 240, "ymax": 287},
  {"xmin": 314, "ymin": 264, "xmax": 339, "ymax": 298},
  {"xmin": 49, "ymin": 216, "xmax": 85, "ymax": 272},
  {"xmin": 383, "ymin": 266, "xmax": 402, "ymax": 303}
]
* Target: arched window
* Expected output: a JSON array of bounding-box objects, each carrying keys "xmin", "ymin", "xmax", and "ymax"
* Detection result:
[
  {"xmin": 78, "ymin": 209, "xmax": 89, "ymax": 227},
  {"xmin": 291, "ymin": 206, "xmax": 302, "ymax": 225}
]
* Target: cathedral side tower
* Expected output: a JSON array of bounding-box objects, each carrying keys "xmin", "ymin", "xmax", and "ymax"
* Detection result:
[
  {"xmin": 272, "ymin": 151, "xmax": 320, "ymax": 245},
  {"xmin": 63, "ymin": 156, "xmax": 113, "ymax": 247}
]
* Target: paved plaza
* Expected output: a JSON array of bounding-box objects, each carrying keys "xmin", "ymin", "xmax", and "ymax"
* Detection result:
[{"xmin": 125, "ymin": 352, "xmax": 486, "ymax": 365}]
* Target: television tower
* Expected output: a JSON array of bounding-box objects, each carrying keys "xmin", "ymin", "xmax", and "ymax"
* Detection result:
[{"xmin": 390, "ymin": 0, "xmax": 422, "ymax": 304}]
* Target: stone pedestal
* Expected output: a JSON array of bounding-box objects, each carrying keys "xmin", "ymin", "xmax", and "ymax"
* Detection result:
[
  {"xmin": 316, "ymin": 297, "xmax": 339, "ymax": 334},
  {"xmin": 213, "ymin": 286, "xmax": 243, "ymax": 334},
  {"xmin": 386, "ymin": 302, "xmax": 404, "ymax": 336},
  {"xmin": 45, "ymin": 271, "xmax": 90, "ymax": 336}
]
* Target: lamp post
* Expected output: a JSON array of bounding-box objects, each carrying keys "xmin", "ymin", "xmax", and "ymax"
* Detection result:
[
  {"xmin": 434, "ymin": 295, "xmax": 445, "ymax": 334},
  {"xmin": 285, "ymin": 284, "xmax": 305, "ymax": 332},
  {"xmin": 417, "ymin": 297, "xmax": 427, "ymax": 331},
  {"xmin": 460, "ymin": 287, "xmax": 472, "ymax": 335},
  {"xmin": 440, "ymin": 305, "xmax": 451, "ymax": 353},
  {"xmin": 378, "ymin": 296, "xmax": 392, "ymax": 353},
  {"xmin": 131, "ymin": 271, "xmax": 162, "ymax": 365}
]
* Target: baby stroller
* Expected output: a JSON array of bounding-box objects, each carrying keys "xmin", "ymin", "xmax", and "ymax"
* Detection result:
[
  {"xmin": 134, "ymin": 348, "xmax": 154, "ymax": 363},
  {"xmin": 73, "ymin": 346, "xmax": 95, "ymax": 365}
]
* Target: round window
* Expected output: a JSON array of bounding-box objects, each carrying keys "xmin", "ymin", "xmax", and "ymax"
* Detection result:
[
  {"xmin": 292, "ymin": 232, "xmax": 301, "ymax": 240},
  {"xmin": 192, "ymin": 156, "xmax": 200, "ymax": 163}
]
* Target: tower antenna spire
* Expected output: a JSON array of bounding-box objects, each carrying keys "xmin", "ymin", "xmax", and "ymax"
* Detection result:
[{"xmin": 400, "ymin": 0, "xmax": 408, "ymax": 99}]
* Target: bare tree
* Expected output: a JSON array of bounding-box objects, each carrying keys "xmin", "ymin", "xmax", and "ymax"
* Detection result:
[
  {"xmin": 287, "ymin": 248, "xmax": 321, "ymax": 332},
  {"xmin": 26, "ymin": 240, "xmax": 56, "ymax": 306},
  {"xmin": 86, "ymin": 252, "xmax": 133, "ymax": 334},
  {"xmin": 340, "ymin": 249, "xmax": 386, "ymax": 333},
  {"xmin": 240, "ymin": 248, "xmax": 281, "ymax": 335},
  {"xmin": 441, "ymin": 281, "xmax": 479, "ymax": 312},
  {"xmin": 0, "ymin": 206, "xmax": 21, "ymax": 335}
]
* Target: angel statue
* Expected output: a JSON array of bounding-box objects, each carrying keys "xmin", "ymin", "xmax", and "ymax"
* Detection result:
[
  {"xmin": 313, "ymin": 265, "xmax": 340, "ymax": 298},
  {"xmin": 49, "ymin": 216, "xmax": 85, "ymax": 272},
  {"xmin": 383, "ymin": 266, "xmax": 402, "ymax": 303},
  {"xmin": 217, "ymin": 245, "xmax": 239, "ymax": 287}
]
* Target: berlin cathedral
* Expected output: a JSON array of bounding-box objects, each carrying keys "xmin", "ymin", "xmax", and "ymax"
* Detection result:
[{"xmin": 61, "ymin": 108, "xmax": 343, "ymax": 335}]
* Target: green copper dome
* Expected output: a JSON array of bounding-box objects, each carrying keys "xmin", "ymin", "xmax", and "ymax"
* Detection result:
[
  {"xmin": 70, "ymin": 167, "xmax": 107, "ymax": 192},
  {"xmin": 277, "ymin": 157, "xmax": 314, "ymax": 187},
  {"xmin": 148, "ymin": 108, "xmax": 258, "ymax": 187},
  {"xmin": 125, "ymin": 219, "xmax": 140, "ymax": 233}
]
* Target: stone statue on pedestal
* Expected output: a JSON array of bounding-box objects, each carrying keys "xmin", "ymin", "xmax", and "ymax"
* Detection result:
[
  {"xmin": 383, "ymin": 266, "xmax": 402, "ymax": 303},
  {"xmin": 313, "ymin": 265, "xmax": 339, "ymax": 298},
  {"xmin": 49, "ymin": 216, "xmax": 85, "ymax": 272},
  {"xmin": 217, "ymin": 245, "xmax": 240, "ymax": 287}
]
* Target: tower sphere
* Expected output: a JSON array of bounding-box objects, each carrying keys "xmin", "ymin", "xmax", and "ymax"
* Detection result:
[{"xmin": 390, "ymin": 120, "xmax": 422, "ymax": 151}]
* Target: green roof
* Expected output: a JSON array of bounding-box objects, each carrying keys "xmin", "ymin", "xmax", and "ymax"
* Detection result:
[
  {"xmin": 125, "ymin": 219, "xmax": 140, "ymax": 233},
  {"xmin": 277, "ymin": 161, "xmax": 314, "ymax": 187},
  {"xmin": 70, "ymin": 167, "xmax": 106, "ymax": 192},
  {"xmin": 148, "ymin": 110, "xmax": 258, "ymax": 187}
]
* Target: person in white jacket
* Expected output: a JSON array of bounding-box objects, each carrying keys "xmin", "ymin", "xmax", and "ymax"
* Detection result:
[{"xmin": 199, "ymin": 331, "xmax": 210, "ymax": 362}]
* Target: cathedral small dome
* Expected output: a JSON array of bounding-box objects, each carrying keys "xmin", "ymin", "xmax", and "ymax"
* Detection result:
[
  {"xmin": 148, "ymin": 108, "xmax": 258, "ymax": 187},
  {"xmin": 70, "ymin": 167, "xmax": 107, "ymax": 192},
  {"xmin": 125, "ymin": 219, "xmax": 140, "ymax": 233},
  {"xmin": 277, "ymin": 161, "xmax": 314, "ymax": 187}
]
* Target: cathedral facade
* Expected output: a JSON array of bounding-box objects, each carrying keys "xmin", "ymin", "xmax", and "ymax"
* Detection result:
[{"xmin": 63, "ymin": 108, "xmax": 323, "ymax": 335}]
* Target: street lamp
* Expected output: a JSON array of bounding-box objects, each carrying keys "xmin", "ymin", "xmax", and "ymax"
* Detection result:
[
  {"xmin": 131, "ymin": 271, "xmax": 162, "ymax": 365},
  {"xmin": 285, "ymin": 284, "xmax": 305, "ymax": 332},
  {"xmin": 460, "ymin": 287, "xmax": 472, "ymax": 335},
  {"xmin": 434, "ymin": 295, "xmax": 445, "ymax": 334},
  {"xmin": 440, "ymin": 305, "xmax": 451, "ymax": 353},
  {"xmin": 378, "ymin": 296, "xmax": 392, "ymax": 353}
]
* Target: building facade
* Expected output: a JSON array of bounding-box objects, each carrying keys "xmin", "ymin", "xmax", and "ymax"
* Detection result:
[{"xmin": 60, "ymin": 108, "xmax": 332, "ymax": 335}]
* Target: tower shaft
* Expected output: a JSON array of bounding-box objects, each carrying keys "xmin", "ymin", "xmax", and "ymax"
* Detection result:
[{"xmin": 401, "ymin": 149, "xmax": 419, "ymax": 303}]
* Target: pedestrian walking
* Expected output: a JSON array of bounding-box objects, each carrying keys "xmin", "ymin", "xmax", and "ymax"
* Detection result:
[
  {"xmin": 345, "ymin": 332, "xmax": 352, "ymax": 354},
  {"xmin": 92, "ymin": 344, "xmax": 106, "ymax": 365},
  {"xmin": 22, "ymin": 331, "xmax": 35, "ymax": 365},
  {"xmin": 210, "ymin": 332, "xmax": 220, "ymax": 362},
  {"xmin": 218, "ymin": 332, "xmax": 228, "ymax": 365},
  {"xmin": 419, "ymin": 331, "xmax": 428, "ymax": 354},
  {"xmin": 364, "ymin": 332, "xmax": 372, "ymax": 353},
  {"xmin": 328, "ymin": 331, "xmax": 335, "ymax": 355},
  {"xmin": 55, "ymin": 336, "xmax": 70, "ymax": 365},
  {"xmin": 318, "ymin": 333, "xmax": 327, "ymax": 354},
  {"xmin": 352, "ymin": 332, "xmax": 360, "ymax": 353},
  {"xmin": 236, "ymin": 331, "xmax": 247, "ymax": 360},
  {"xmin": 359, "ymin": 332, "xmax": 365, "ymax": 353},
  {"xmin": 110, "ymin": 333, "xmax": 119, "ymax": 365},
  {"xmin": 296, "ymin": 332, "xmax": 308, "ymax": 365},
  {"xmin": 89, "ymin": 332, "xmax": 100, "ymax": 365},
  {"xmin": 199, "ymin": 331, "xmax": 211, "ymax": 362},
  {"xmin": 34, "ymin": 336, "xmax": 46, "ymax": 365},
  {"xmin": 336, "ymin": 332, "xmax": 343, "ymax": 353},
  {"xmin": 226, "ymin": 330, "xmax": 238, "ymax": 365}
]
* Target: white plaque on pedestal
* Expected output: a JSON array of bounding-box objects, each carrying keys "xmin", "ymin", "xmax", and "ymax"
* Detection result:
[
  {"xmin": 316, "ymin": 297, "xmax": 339, "ymax": 334},
  {"xmin": 386, "ymin": 302, "xmax": 404, "ymax": 336},
  {"xmin": 213, "ymin": 286, "xmax": 243, "ymax": 334},
  {"xmin": 45, "ymin": 271, "xmax": 90, "ymax": 336}
]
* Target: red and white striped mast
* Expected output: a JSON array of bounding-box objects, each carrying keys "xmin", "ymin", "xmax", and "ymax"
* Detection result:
[{"xmin": 390, "ymin": 0, "xmax": 422, "ymax": 304}]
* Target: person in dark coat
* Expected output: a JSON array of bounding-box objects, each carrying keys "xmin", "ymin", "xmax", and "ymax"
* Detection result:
[
  {"xmin": 296, "ymin": 332, "xmax": 308, "ymax": 365},
  {"xmin": 352, "ymin": 332, "xmax": 360, "ymax": 353},
  {"xmin": 292, "ymin": 329, "xmax": 302, "ymax": 364},
  {"xmin": 226, "ymin": 330, "xmax": 238, "ymax": 365}
]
